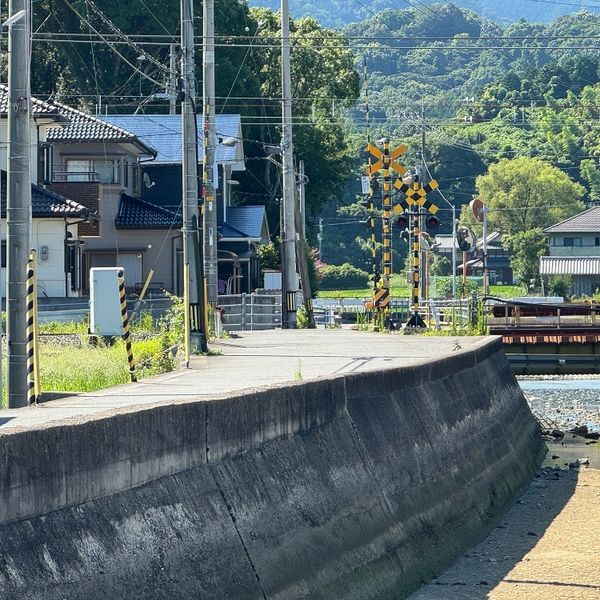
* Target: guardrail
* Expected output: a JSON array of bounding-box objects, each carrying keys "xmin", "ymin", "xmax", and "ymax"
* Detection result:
[{"xmin": 218, "ymin": 293, "xmax": 282, "ymax": 332}]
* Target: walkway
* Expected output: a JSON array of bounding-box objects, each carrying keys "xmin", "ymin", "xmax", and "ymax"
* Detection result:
[
  {"xmin": 0, "ymin": 330, "xmax": 484, "ymax": 431},
  {"xmin": 409, "ymin": 466, "xmax": 600, "ymax": 599}
]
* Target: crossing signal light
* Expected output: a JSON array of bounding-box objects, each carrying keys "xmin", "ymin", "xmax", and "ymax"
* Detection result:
[
  {"xmin": 396, "ymin": 213, "xmax": 409, "ymax": 229},
  {"xmin": 426, "ymin": 215, "xmax": 440, "ymax": 230},
  {"xmin": 371, "ymin": 271, "xmax": 381, "ymax": 285},
  {"xmin": 401, "ymin": 229, "xmax": 410, "ymax": 243}
]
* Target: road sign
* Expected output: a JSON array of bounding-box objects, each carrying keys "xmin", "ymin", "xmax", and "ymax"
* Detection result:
[
  {"xmin": 366, "ymin": 143, "xmax": 407, "ymax": 176},
  {"xmin": 361, "ymin": 176, "xmax": 370, "ymax": 194},
  {"xmin": 470, "ymin": 197, "xmax": 484, "ymax": 222},
  {"xmin": 394, "ymin": 179, "xmax": 439, "ymax": 213}
]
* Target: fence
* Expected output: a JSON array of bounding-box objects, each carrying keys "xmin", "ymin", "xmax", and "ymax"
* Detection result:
[
  {"xmin": 312, "ymin": 297, "xmax": 473, "ymax": 329},
  {"xmin": 218, "ymin": 293, "xmax": 282, "ymax": 332}
]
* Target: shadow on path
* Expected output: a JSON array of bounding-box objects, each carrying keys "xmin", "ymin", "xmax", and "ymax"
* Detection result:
[{"xmin": 409, "ymin": 465, "xmax": 581, "ymax": 599}]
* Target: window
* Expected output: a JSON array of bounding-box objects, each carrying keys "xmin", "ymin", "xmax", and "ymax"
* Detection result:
[
  {"xmin": 1, "ymin": 242, "xmax": 5, "ymax": 268},
  {"xmin": 66, "ymin": 159, "xmax": 120, "ymax": 184},
  {"xmin": 564, "ymin": 237, "xmax": 582, "ymax": 247},
  {"xmin": 596, "ymin": 237, "xmax": 600, "ymax": 247}
]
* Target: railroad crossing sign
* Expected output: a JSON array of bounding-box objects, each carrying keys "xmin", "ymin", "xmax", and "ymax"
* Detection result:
[
  {"xmin": 366, "ymin": 143, "xmax": 407, "ymax": 176},
  {"xmin": 394, "ymin": 178, "xmax": 440, "ymax": 214}
]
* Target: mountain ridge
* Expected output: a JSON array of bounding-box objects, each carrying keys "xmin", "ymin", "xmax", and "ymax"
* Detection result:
[{"xmin": 248, "ymin": 0, "xmax": 600, "ymax": 28}]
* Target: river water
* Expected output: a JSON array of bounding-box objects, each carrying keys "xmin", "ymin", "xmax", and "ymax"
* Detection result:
[{"xmin": 519, "ymin": 377, "xmax": 600, "ymax": 469}]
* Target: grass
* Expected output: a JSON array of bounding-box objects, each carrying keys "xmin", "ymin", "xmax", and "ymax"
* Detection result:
[
  {"xmin": 40, "ymin": 337, "xmax": 175, "ymax": 393},
  {"xmin": 317, "ymin": 282, "xmax": 526, "ymax": 299}
]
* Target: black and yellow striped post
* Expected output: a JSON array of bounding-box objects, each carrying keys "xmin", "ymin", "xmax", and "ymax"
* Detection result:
[
  {"xmin": 394, "ymin": 175, "xmax": 439, "ymax": 328},
  {"xmin": 366, "ymin": 140, "xmax": 406, "ymax": 325},
  {"xmin": 26, "ymin": 251, "xmax": 41, "ymax": 405},
  {"xmin": 117, "ymin": 270, "xmax": 137, "ymax": 382}
]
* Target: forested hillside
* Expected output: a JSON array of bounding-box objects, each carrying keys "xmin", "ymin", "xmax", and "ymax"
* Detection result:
[
  {"xmin": 249, "ymin": 0, "xmax": 600, "ymax": 28},
  {"xmin": 320, "ymin": 5, "xmax": 600, "ymax": 268}
]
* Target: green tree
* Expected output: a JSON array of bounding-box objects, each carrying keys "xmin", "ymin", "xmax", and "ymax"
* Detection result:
[
  {"xmin": 475, "ymin": 157, "xmax": 585, "ymax": 235},
  {"xmin": 503, "ymin": 228, "xmax": 548, "ymax": 286}
]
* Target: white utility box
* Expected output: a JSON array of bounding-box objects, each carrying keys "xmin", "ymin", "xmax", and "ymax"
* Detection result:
[
  {"xmin": 90, "ymin": 267, "xmax": 124, "ymax": 336},
  {"xmin": 263, "ymin": 269, "xmax": 282, "ymax": 290}
]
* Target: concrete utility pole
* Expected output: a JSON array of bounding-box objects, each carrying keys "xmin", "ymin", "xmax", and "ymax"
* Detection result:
[
  {"xmin": 298, "ymin": 160, "xmax": 306, "ymax": 239},
  {"xmin": 6, "ymin": 1, "xmax": 31, "ymax": 408},
  {"xmin": 202, "ymin": 0, "xmax": 218, "ymax": 303},
  {"xmin": 295, "ymin": 161, "xmax": 315, "ymax": 328},
  {"xmin": 281, "ymin": 0, "xmax": 298, "ymax": 327},
  {"xmin": 181, "ymin": 0, "xmax": 207, "ymax": 352}
]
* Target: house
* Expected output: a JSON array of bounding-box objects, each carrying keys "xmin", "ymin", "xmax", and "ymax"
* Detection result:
[
  {"xmin": 541, "ymin": 206, "xmax": 600, "ymax": 296},
  {"xmin": 1, "ymin": 85, "xmax": 269, "ymax": 296},
  {"xmin": 101, "ymin": 114, "xmax": 268, "ymax": 294},
  {"xmin": 0, "ymin": 86, "xmax": 93, "ymax": 297},
  {"xmin": 437, "ymin": 231, "xmax": 514, "ymax": 284}
]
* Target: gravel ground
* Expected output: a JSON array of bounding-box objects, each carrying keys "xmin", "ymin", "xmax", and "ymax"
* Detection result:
[
  {"xmin": 410, "ymin": 379, "xmax": 600, "ymax": 599},
  {"xmin": 409, "ymin": 467, "xmax": 600, "ymax": 599}
]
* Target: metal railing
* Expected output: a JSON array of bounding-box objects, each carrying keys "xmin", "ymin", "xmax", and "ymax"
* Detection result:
[{"xmin": 218, "ymin": 293, "xmax": 282, "ymax": 332}]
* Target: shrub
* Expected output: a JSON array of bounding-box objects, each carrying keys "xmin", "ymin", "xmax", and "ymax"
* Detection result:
[
  {"xmin": 548, "ymin": 275, "xmax": 572, "ymax": 299},
  {"xmin": 319, "ymin": 262, "xmax": 369, "ymax": 290}
]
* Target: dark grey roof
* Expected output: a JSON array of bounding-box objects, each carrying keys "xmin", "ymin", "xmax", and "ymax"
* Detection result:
[
  {"xmin": 225, "ymin": 205, "xmax": 268, "ymax": 240},
  {"xmin": 544, "ymin": 207, "xmax": 600, "ymax": 234},
  {"xmin": 115, "ymin": 194, "xmax": 181, "ymax": 229},
  {"xmin": 0, "ymin": 171, "xmax": 89, "ymax": 218}
]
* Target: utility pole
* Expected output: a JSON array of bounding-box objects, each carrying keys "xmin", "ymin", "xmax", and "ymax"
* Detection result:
[
  {"xmin": 295, "ymin": 160, "xmax": 315, "ymax": 328},
  {"xmin": 202, "ymin": 0, "xmax": 218, "ymax": 304},
  {"xmin": 281, "ymin": 0, "xmax": 298, "ymax": 327},
  {"xmin": 169, "ymin": 43, "xmax": 177, "ymax": 115},
  {"xmin": 6, "ymin": 1, "xmax": 31, "ymax": 408},
  {"xmin": 482, "ymin": 202, "xmax": 489, "ymax": 296},
  {"xmin": 181, "ymin": 0, "xmax": 207, "ymax": 352},
  {"xmin": 298, "ymin": 160, "xmax": 306, "ymax": 239}
]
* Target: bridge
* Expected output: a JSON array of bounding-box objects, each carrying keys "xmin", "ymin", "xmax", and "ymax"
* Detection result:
[{"xmin": 486, "ymin": 298, "xmax": 600, "ymax": 374}]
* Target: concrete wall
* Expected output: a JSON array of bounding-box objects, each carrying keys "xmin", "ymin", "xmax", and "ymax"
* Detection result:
[{"xmin": 0, "ymin": 338, "xmax": 544, "ymax": 600}]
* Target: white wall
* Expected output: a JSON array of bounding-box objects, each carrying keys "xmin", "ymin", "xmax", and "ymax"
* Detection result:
[{"xmin": 0, "ymin": 218, "xmax": 79, "ymax": 299}]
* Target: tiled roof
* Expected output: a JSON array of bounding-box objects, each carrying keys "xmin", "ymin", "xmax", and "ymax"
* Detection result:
[
  {"xmin": 46, "ymin": 106, "xmax": 156, "ymax": 155},
  {"xmin": 219, "ymin": 222, "xmax": 249, "ymax": 239},
  {"xmin": 540, "ymin": 256, "xmax": 600, "ymax": 275},
  {"xmin": 0, "ymin": 85, "xmax": 66, "ymax": 121},
  {"xmin": 544, "ymin": 207, "xmax": 600, "ymax": 233},
  {"xmin": 0, "ymin": 85, "xmax": 155, "ymax": 155},
  {"xmin": 115, "ymin": 194, "xmax": 182, "ymax": 229},
  {"xmin": 104, "ymin": 114, "xmax": 242, "ymax": 165},
  {"xmin": 225, "ymin": 205, "xmax": 268, "ymax": 240},
  {"xmin": 0, "ymin": 171, "xmax": 89, "ymax": 218}
]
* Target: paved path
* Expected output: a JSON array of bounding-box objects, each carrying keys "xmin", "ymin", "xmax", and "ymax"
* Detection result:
[
  {"xmin": 0, "ymin": 330, "xmax": 484, "ymax": 431},
  {"xmin": 410, "ymin": 466, "xmax": 600, "ymax": 599}
]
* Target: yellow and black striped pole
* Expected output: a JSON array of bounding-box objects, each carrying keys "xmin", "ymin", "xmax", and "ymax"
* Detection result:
[
  {"xmin": 118, "ymin": 270, "xmax": 137, "ymax": 382},
  {"xmin": 26, "ymin": 251, "xmax": 40, "ymax": 405},
  {"xmin": 380, "ymin": 139, "xmax": 392, "ymax": 323}
]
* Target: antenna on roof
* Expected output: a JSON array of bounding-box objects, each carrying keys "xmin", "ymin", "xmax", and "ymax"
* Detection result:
[{"xmin": 143, "ymin": 172, "xmax": 156, "ymax": 189}]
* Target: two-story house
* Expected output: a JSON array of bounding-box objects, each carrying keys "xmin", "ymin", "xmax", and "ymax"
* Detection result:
[
  {"xmin": 0, "ymin": 86, "xmax": 93, "ymax": 297},
  {"xmin": 541, "ymin": 207, "xmax": 600, "ymax": 296},
  {"xmin": 102, "ymin": 114, "xmax": 269, "ymax": 294}
]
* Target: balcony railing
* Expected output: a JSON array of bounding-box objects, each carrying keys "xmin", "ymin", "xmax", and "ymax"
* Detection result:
[{"xmin": 52, "ymin": 171, "xmax": 100, "ymax": 183}]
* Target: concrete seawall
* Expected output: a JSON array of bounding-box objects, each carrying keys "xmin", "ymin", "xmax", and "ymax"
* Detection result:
[{"xmin": 0, "ymin": 337, "xmax": 544, "ymax": 599}]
